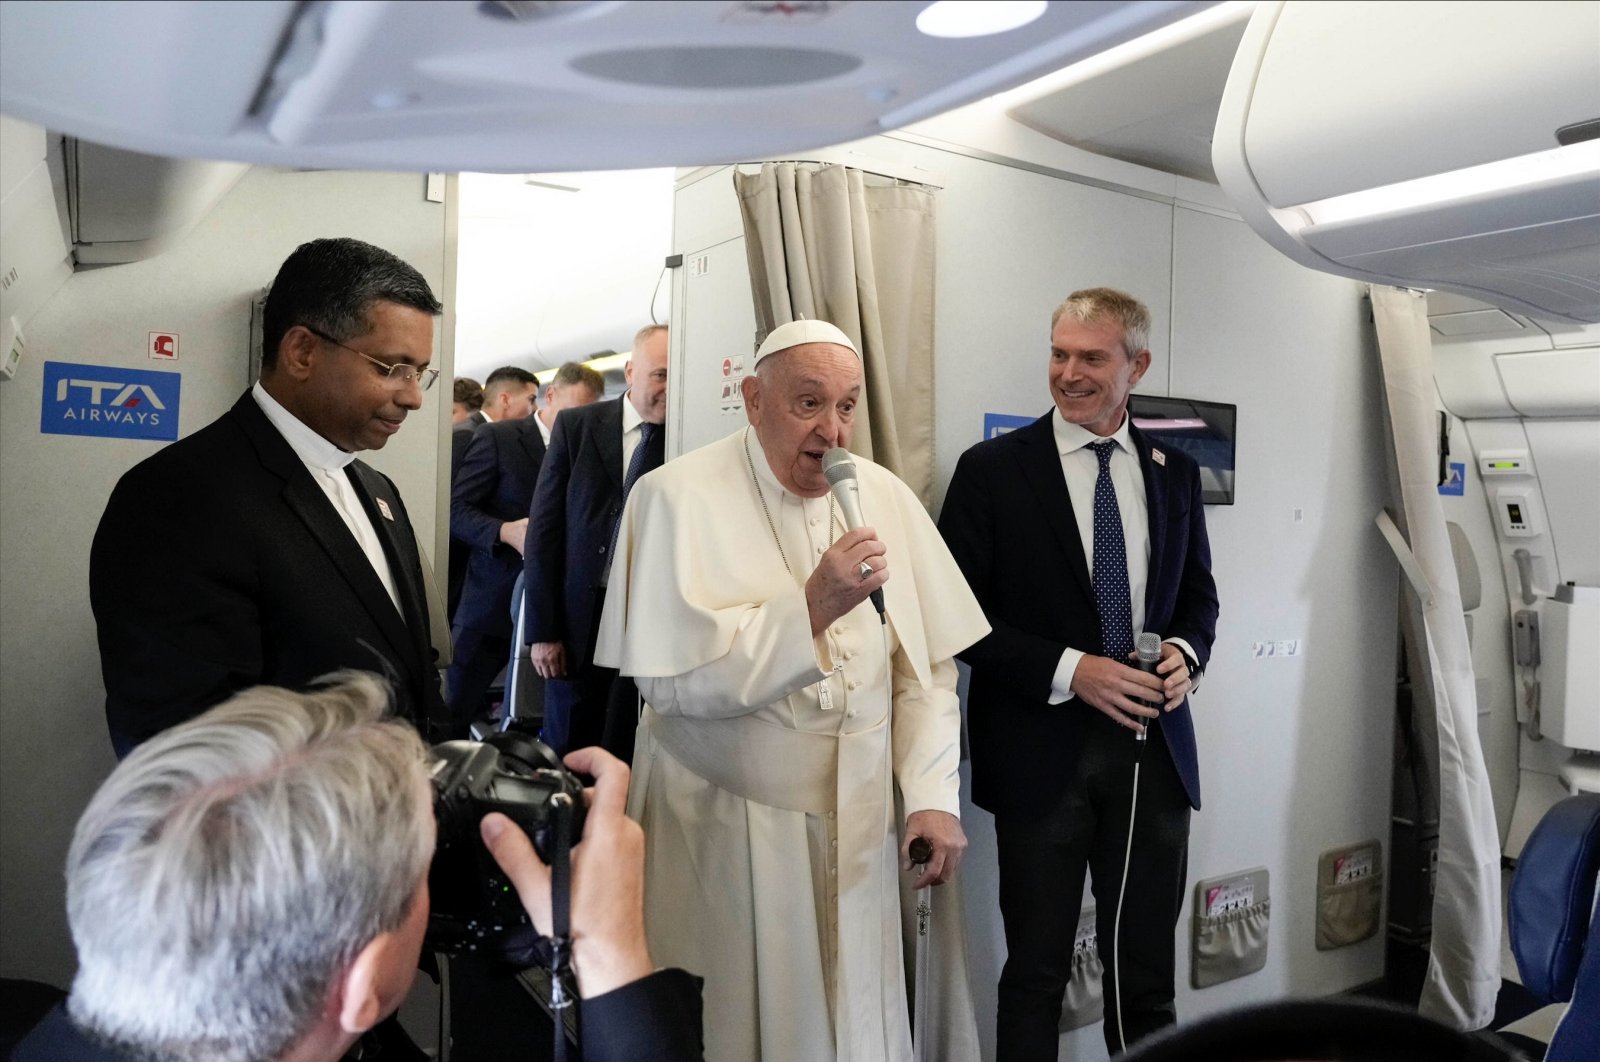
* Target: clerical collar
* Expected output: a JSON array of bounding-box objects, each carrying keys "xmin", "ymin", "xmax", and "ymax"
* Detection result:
[
  {"xmin": 1052, "ymin": 406, "xmax": 1134, "ymax": 458},
  {"xmin": 251, "ymin": 382, "xmax": 356, "ymax": 472}
]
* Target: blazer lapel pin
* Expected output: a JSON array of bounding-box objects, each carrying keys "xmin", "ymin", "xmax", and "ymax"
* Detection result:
[
  {"xmin": 375, "ymin": 498, "xmax": 395, "ymax": 521},
  {"xmin": 1151, "ymin": 448, "xmax": 1166, "ymax": 467}
]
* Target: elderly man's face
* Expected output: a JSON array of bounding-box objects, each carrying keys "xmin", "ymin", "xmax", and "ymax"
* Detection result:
[
  {"xmin": 297, "ymin": 300, "xmax": 435, "ymax": 451},
  {"xmin": 625, "ymin": 328, "xmax": 669, "ymax": 425},
  {"xmin": 744, "ymin": 342, "xmax": 861, "ymax": 498}
]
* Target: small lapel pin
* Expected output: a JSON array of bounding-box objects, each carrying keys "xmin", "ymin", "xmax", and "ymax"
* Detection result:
[
  {"xmin": 375, "ymin": 498, "xmax": 394, "ymax": 522},
  {"xmin": 1152, "ymin": 448, "xmax": 1166, "ymax": 467}
]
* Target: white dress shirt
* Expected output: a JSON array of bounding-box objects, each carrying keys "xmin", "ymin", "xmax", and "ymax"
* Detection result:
[
  {"xmin": 1046, "ymin": 407, "xmax": 1196, "ymax": 703},
  {"xmin": 251, "ymin": 383, "xmax": 402, "ymax": 614},
  {"xmin": 535, "ymin": 408, "xmax": 553, "ymax": 446}
]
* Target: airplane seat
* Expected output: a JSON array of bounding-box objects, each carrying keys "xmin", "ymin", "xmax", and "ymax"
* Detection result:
[{"xmin": 1504, "ymin": 793, "xmax": 1600, "ymax": 1062}]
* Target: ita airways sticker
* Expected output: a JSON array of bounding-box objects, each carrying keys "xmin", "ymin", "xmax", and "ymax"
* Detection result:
[
  {"xmin": 41, "ymin": 361, "xmax": 180, "ymax": 441},
  {"xmin": 1152, "ymin": 448, "xmax": 1166, "ymax": 466},
  {"xmin": 982, "ymin": 412, "xmax": 1033, "ymax": 441}
]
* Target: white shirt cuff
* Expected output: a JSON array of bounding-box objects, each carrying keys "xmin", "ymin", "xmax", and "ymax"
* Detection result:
[{"xmin": 1049, "ymin": 647, "xmax": 1085, "ymax": 704}]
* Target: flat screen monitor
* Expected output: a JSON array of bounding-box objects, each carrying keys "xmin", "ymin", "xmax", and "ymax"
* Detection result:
[{"xmin": 1128, "ymin": 394, "xmax": 1236, "ymax": 505}]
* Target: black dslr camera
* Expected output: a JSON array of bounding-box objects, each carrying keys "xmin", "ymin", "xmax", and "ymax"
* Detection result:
[{"xmin": 425, "ymin": 727, "xmax": 587, "ymax": 967}]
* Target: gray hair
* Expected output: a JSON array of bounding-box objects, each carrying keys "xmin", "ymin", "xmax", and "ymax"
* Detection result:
[
  {"xmin": 65, "ymin": 673, "xmax": 433, "ymax": 1062},
  {"xmin": 1050, "ymin": 287, "xmax": 1151, "ymax": 358},
  {"xmin": 632, "ymin": 323, "xmax": 668, "ymax": 352}
]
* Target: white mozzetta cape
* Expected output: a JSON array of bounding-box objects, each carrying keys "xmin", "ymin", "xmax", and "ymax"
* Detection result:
[{"xmin": 596, "ymin": 428, "xmax": 989, "ymax": 1062}]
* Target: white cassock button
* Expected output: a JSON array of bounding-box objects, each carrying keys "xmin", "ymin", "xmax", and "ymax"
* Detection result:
[{"xmin": 847, "ymin": 680, "xmax": 860, "ymax": 691}]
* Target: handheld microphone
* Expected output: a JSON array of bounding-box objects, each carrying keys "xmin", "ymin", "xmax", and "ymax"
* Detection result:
[
  {"xmin": 1133, "ymin": 632, "xmax": 1163, "ymax": 742},
  {"xmin": 821, "ymin": 448, "xmax": 886, "ymax": 619}
]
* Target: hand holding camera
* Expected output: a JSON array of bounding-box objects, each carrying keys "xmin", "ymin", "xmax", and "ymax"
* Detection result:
[{"xmin": 480, "ymin": 747, "xmax": 654, "ymax": 999}]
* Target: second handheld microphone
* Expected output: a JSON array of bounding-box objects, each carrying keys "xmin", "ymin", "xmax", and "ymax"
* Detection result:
[{"xmin": 1133, "ymin": 632, "xmax": 1163, "ymax": 742}]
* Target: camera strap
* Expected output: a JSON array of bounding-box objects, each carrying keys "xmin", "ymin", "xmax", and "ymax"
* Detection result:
[{"xmin": 549, "ymin": 794, "xmax": 580, "ymax": 1062}]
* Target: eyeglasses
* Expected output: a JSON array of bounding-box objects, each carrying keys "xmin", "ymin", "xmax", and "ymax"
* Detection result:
[{"xmin": 304, "ymin": 325, "xmax": 441, "ymax": 392}]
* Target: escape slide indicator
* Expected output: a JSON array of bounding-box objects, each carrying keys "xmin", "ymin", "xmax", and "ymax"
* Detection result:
[
  {"xmin": 41, "ymin": 361, "xmax": 181, "ymax": 441},
  {"xmin": 1437, "ymin": 461, "xmax": 1464, "ymax": 496}
]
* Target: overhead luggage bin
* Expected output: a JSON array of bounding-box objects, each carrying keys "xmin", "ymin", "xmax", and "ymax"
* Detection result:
[{"xmin": 1213, "ymin": 1, "xmax": 1600, "ymax": 323}]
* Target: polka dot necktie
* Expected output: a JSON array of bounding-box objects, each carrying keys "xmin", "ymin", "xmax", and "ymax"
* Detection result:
[{"xmin": 1089, "ymin": 439, "xmax": 1133, "ymax": 662}]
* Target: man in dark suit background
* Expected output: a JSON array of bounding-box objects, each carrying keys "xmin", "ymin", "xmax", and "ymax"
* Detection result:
[
  {"xmin": 452, "ymin": 376, "xmax": 483, "ymax": 425},
  {"xmin": 90, "ymin": 237, "xmax": 447, "ymax": 756},
  {"xmin": 447, "ymin": 365, "xmax": 539, "ymax": 624},
  {"xmin": 447, "ymin": 360, "xmax": 603, "ymax": 729},
  {"xmin": 525, "ymin": 323, "xmax": 667, "ymax": 758},
  {"xmin": 939, "ymin": 288, "xmax": 1219, "ymax": 1059}
]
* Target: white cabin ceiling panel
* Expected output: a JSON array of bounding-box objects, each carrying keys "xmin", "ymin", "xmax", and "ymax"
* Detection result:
[{"xmin": 0, "ymin": 0, "xmax": 1211, "ymax": 173}]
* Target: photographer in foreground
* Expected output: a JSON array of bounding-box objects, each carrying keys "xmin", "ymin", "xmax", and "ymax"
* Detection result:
[{"xmin": 14, "ymin": 674, "xmax": 702, "ymax": 1062}]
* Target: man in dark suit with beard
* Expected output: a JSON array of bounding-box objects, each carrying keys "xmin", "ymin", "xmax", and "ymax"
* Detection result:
[
  {"xmin": 524, "ymin": 324, "xmax": 667, "ymax": 758},
  {"xmin": 939, "ymin": 287, "xmax": 1219, "ymax": 1059},
  {"xmin": 90, "ymin": 236, "xmax": 448, "ymax": 755},
  {"xmin": 447, "ymin": 360, "xmax": 603, "ymax": 729}
]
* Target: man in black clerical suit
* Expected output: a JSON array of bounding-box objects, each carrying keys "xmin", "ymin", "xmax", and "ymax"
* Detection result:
[
  {"xmin": 90, "ymin": 237, "xmax": 448, "ymax": 755},
  {"xmin": 447, "ymin": 361, "xmax": 603, "ymax": 727},
  {"xmin": 524, "ymin": 324, "xmax": 667, "ymax": 758},
  {"xmin": 940, "ymin": 288, "xmax": 1218, "ymax": 1059}
]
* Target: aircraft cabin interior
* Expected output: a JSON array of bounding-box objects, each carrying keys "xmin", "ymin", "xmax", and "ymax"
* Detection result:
[{"xmin": 0, "ymin": 2, "xmax": 1597, "ymax": 1060}]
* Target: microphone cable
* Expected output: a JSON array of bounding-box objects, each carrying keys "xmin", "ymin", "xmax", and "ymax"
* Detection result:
[{"xmin": 1112, "ymin": 632, "xmax": 1164, "ymax": 1054}]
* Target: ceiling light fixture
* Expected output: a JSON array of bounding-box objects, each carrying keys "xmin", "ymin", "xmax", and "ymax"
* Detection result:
[
  {"xmin": 1273, "ymin": 140, "xmax": 1600, "ymax": 230},
  {"xmin": 915, "ymin": 0, "xmax": 1049, "ymax": 40}
]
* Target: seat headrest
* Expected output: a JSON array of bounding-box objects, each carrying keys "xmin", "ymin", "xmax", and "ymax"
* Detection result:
[{"xmin": 1510, "ymin": 793, "xmax": 1600, "ymax": 1003}]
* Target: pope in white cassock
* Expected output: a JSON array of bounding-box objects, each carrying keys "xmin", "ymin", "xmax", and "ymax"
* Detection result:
[{"xmin": 595, "ymin": 319, "xmax": 991, "ymax": 1062}]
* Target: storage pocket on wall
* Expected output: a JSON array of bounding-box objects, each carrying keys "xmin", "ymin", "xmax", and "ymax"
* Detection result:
[
  {"xmin": 1059, "ymin": 905, "xmax": 1104, "ymax": 1032},
  {"xmin": 1316, "ymin": 840, "xmax": 1384, "ymax": 950},
  {"xmin": 1191, "ymin": 899, "xmax": 1271, "ymax": 989}
]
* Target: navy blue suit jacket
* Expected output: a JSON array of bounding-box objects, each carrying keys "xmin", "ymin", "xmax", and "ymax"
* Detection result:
[
  {"xmin": 938, "ymin": 411, "xmax": 1218, "ymax": 818},
  {"xmin": 522, "ymin": 398, "xmax": 626, "ymax": 667},
  {"xmin": 450, "ymin": 414, "xmax": 547, "ymax": 638},
  {"xmin": 90, "ymin": 392, "xmax": 443, "ymax": 754},
  {"xmin": 446, "ymin": 411, "xmax": 487, "ymax": 620}
]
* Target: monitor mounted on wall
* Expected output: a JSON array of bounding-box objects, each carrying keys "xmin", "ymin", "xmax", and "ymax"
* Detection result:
[{"xmin": 1128, "ymin": 394, "xmax": 1237, "ymax": 506}]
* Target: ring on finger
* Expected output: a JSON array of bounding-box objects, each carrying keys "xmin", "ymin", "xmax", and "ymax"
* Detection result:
[{"xmin": 859, "ymin": 561, "xmax": 874, "ymax": 581}]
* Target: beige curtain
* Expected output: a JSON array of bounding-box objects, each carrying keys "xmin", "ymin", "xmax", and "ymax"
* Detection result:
[
  {"xmin": 1371, "ymin": 285, "xmax": 1501, "ymax": 1030},
  {"xmin": 735, "ymin": 162, "xmax": 938, "ymax": 505}
]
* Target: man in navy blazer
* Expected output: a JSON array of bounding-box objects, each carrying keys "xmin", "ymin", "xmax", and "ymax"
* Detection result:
[
  {"xmin": 939, "ymin": 288, "xmax": 1218, "ymax": 1059},
  {"xmin": 524, "ymin": 324, "xmax": 668, "ymax": 757},
  {"xmin": 447, "ymin": 366, "xmax": 537, "ymax": 624},
  {"xmin": 447, "ymin": 361, "xmax": 602, "ymax": 728},
  {"xmin": 91, "ymin": 237, "xmax": 448, "ymax": 755}
]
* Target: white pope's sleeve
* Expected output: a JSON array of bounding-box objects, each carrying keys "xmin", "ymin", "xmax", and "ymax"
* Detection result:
[
  {"xmin": 890, "ymin": 650, "xmax": 963, "ymax": 819},
  {"xmin": 634, "ymin": 587, "xmax": 830, "ymax": 720}
]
